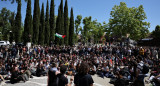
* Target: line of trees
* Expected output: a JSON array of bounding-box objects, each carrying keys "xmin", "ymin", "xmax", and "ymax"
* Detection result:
[
  {"xmin": 1, "ymin": 0, "xmax": 75, "ymax": 46},
  {"xmin": 0, "ymin": 1, "xmax": 151, "ymax": 46}
]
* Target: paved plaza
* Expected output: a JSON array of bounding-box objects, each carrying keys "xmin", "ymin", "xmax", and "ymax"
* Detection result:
[
  {"xmin": 2, "ymin": 75, "xmax": 152, "ymax": 86},
  {"xmin": 3, "ymin": 75, "xmax": 113, "ymax": 86}
]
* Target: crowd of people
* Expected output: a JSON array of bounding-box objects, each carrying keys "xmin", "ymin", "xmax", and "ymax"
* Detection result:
[{"xmin": 0, "ymin": 43, "xmax": 159, "ymax": 86}]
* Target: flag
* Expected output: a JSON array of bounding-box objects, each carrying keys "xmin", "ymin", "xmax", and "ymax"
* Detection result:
[{"xmin": 55, "ymin": 33, "xmax": 66, "ymax": 39}]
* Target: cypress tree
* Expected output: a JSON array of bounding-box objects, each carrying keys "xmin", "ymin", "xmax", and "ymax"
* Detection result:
[
  {"xmin": 14, "ymin": 0, "xmax": 21, "ymax": 43},
  {"xmin": 60, "ymin": 0, "xmax": 64, "ymax": 45},
  {"xmin": 24, "ymin": 0, "xmax": 32, "ymax": 44},
  {"xmin": 33, "ymin": 0, "xmax": 40, "ymax": 44},
  {"xmin": 55, "ymin": 6, "xmax": 61, "ymax": 45},
  {"xmin": 9, "ymin": 12, "xmax": 15, "ymax": 43},
  {"xmin": 64, "ymin": 0, "xmax": 69, "ymax": 45},
  {"xmin": 45, "ymin": 0, "xmax": 50, "ymax": 45},
  {"xmin": 50, "ymin": 0, "xmax": 55, "ymax": 44},
  {"xmin": 69, "ymin": 8, "xmax": 74, "ymax": 46},
  {"xmin": 38, "ymin": 3, "xmax": 45, "ymax": 45}
]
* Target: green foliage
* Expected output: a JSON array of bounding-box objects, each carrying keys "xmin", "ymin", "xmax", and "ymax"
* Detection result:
[
  {"xmin": 108, "ymin": 2, "xmax": 150, "ymax": 40},
  {"xmin": 82, "ymin": 16, "xmax": 92, "ymax": 43},
  {"xmin": 14, "ymin": 0, "xmax": 21, "ymax": 43},
  {"xmin": 82, "ymin": 17, "xmax": 105, "ymax": 44},
  {"xmin": 55, "ymin": 0, "xmax": 64, "ymax": 45},
  {"xmin": 60, "ymin": 0, "xmax": 64, "ymax": 45},
  {"xmin": 64, "ymin": 0, "xmax": 69, "ymax": 45},
  {"xmin": 152, "ymin": 25, "xmax": 160, "ymax": 39},
  {"xmin": 24, "ymin": 0, "xmax": 32, "ymax": 44},
  {"xmin": 75, "ymin": 15, "xmax": 82, "ymax": 43},
  {"xmin": 0, "ymin": 8, "xmax": 12, "ymax": 41},
  {"xmin": 45, "ymin": 0, "xmax": 50, "ymax": 45},
  {"xmin": 69, "ymin": 8, "xmax": 74, "ymax": 46},
  {"xmin": 75, "ymin": 15, "xmax": 82, "ymax": 35},
  {"xmin": 9, "ymin": 12, "xmax": 15, "ymax": 43},
  {"xmin": 33, "ymin": 0, "xmax": 40, "ymax": 44},
  {"xmin": 38, "ymin": 3, "xmax": 45, "ymax": 45},
  {"xmin": 50, "ymin": 0, "xmax": 55, "ymax": 43},
  {"xmin": 91, "ymin": 20, "xmax": 105, "ymax": 43},
  {"xmin": 55, "ymin": 6, "xmax": 61, "ymax": 45}
]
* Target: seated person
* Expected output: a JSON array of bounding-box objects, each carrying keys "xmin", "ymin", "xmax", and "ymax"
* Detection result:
[
  {"xmin": 0, "ymin": 74, "xmax": 4, "ymax": 82},
  {"xmin": 36, "ymin": 64, "xmax": 46, "ymax": 77},
  {"xmin": 88, "ymin": 63, "xmax": 96, "ymax": 75},
  {"xmin": 101, "ymin": 63, "xmax": 112, "ymax": 78},
  {"xmin": 152, "ymin": 74, "xmax": 160, "ymax": 86},
  {"xmin": 66, "ymin": 63, "xmax": 76, "ymax": 75},
  {"xmin": 10, "ymin": 67, "xmax": 25, "ymax": 84}
]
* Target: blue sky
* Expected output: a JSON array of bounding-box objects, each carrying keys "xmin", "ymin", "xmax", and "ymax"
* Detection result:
[{"xmin": 0, "ymin": 0, "xmax": 160, "ymax": 32}]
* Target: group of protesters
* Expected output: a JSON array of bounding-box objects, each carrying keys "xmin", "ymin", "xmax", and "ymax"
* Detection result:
[{"xmin": 0, "ymin": 43, "xmax": 160, "ymax": 86}]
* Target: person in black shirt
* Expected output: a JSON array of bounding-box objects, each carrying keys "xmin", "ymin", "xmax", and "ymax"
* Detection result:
[
  {"xmin": 47, "ymin": 62, "xmax": 58, "ymax": 86},
  {"xmin": 57, "ymin": 65, "xmax": 68, "ymax": 86},
  {"xmin": 74, "ymin": 62, "xmax": 94, "ymax": 86},
  {"xmin": 10, "ymin": 67, "xmax": 25, "ymax": 84},
  {"xmin": 48, "ymin": 63, "xmax": 72, "ymax": 86}
]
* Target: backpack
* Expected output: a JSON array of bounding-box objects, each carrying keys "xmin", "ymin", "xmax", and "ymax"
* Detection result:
[{"xmin": 142, "ymin": 64, "xmax": 149, "ymax": 74}]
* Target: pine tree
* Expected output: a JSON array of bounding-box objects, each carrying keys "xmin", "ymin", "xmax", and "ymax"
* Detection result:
[
  {"xmin": 69, "ymin": 8, "xmax": 74, "ymax": 46},
  {"xmin": 14, "ymin": 0, "xmax": 21, "ymax": 43},
  {"xmin": 64, "ymin": 0, "xmax": 69, "ymax": 45},
  {"xmin": 24, "ymin": 0, "xmax": 32, "ymax": 44},
  {"xmin": 50, "ymin": 0, "xmax": 55, "ymax": 44},
  {"xmin": 38, "ymin": 3, "xmax": 45, "ymax": 45},
  {"xmin": 33, "ymin": 0, "xmax": 40, "ymax": 44},
  {"xmin": 45, "ymin": 0, "xmax": 50, "ymax": 45}
]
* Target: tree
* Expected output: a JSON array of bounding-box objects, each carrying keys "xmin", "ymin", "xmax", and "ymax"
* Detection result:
[
  {"xmin": 45, "ymin": 0, "xmax": 50, "ymax": 45},
  {"xmin": 14, "ymin": 0, "xmax": 21, "ymax": 43},
  {"xmin": 55, "ymin": 0, "xmax": 64, "ymax": 45},
  {"xmin": 60, "ymin": 0, "xmax": 64, "ymax": 45},
  {"xmin": 50, "ymin": 0, "xmax": 55, "ymax": 44},
  {"xmin": 75, "ymin": 15, "xmax": 82, "ymax": 35},
  {"xmin": 69, "ymin": 8, "xmax": 74, "ymax": 46},
  {"xmin": 38, "ymin": 3, "xmax": 45, "ymax": 45},
  {"xmin": 0, "ymin": 8, "xmax": 11, "ymax": 40},
  {"xmin": 91, "ymin": 20, "xmax": 105, "ymax": 43},
  {"xmin": 152, "ymin": 25, "xmax": 160, "ymax": 39},
  {"xmin": 9, "ymin": 12, "xmax": 15, "ymax": 43},
  {"xmin": 33, "ymin": 0, "xmax": 40, "ymax": 44},
  {"xmin": 75, "ymin": 15, "xmax": 82, "ymax": 43},
  {"xmin": 55, "ymin": 6, "xmax": 61, "ymax": 45},
  {"xmin": 23, "ymin": 0, "xmax": 32, "ymax": 44},
  {"xmin": 64, "ymin": 0, "xmax": 69, "ymax": 45},
  {"xmin": 108, "ymin": 2, "xmax": 150, "ymax": 40},
  {"xmin": 83, "ymin": 16, "xmax": 92, "ymax": 43}
]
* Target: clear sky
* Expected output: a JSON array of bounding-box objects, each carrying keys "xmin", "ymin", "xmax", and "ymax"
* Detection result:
[{"xmin": 0, "ymin": 0, "xmax": 160, "ymax": 32}]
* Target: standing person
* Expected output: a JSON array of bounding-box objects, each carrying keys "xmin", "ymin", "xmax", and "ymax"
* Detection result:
[
  {"xmin": 74, "ymin": 62, "xmax": 94, "ymax": 86},
  {"xmin": 133, "ymin": 56, "xmax": 146, "ymax": 86},
  {"xmin": 47, "ymin": 62, "xmax": 59, "ymax": 86},
  {"xmin": 47, "ymin": 63, "xmax": 72, "ymax": 86},
  {"xmin": 57, "ymin": 65, "xmax": 73, "ymax": 86}
]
